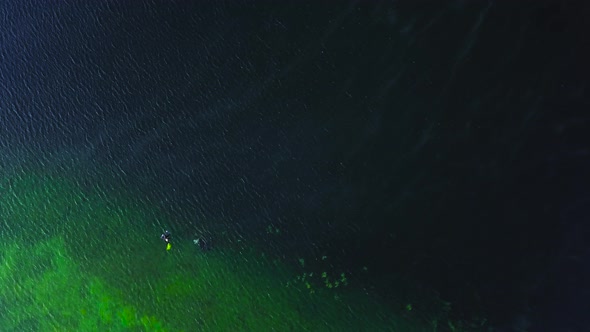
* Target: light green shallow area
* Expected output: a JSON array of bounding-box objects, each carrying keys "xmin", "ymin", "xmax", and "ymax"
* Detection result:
[{"xmin": 0, "ymin": 172, "xmax": 455, "ymax": 331}]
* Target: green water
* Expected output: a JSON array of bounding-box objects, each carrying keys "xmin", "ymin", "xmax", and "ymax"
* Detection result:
[{"xmin": 0, "ymin": 171, "xmax": 469, "ymax": 331}]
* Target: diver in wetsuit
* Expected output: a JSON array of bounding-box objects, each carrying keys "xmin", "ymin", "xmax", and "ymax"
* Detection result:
[{"xmin": 161, "ymin": 230, "xmax": 172, "ymax": 251}]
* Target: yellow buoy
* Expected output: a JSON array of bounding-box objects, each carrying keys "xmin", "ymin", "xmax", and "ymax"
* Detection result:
[{"xmin": 166, "ymin": 243, "xmax": 172, "ymax": 251}]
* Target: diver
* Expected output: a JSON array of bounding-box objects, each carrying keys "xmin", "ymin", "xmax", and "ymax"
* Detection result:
[{"xmin": 161, "ymin": 230, "xmax": 172, "ymax": 251}]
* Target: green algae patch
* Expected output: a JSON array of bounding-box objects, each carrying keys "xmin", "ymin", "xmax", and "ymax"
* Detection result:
[
  {"xmin": 0, "ymin": 171, "xmax": 465, "ymax": 331},
  {"xmin": 0, "ymin": 237, "xmax": 170, "ymax": 331}
]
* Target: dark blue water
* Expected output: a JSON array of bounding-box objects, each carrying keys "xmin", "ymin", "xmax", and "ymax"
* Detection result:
[{"xmin": 2, "ymin": 1, "xmax": 589, "ymax": 330}]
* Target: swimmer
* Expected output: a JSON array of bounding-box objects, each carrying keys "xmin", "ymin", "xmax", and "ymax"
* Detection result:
[{"xmin": 161, "ymin": 230, "xmax": 172, "ymax": 250}]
